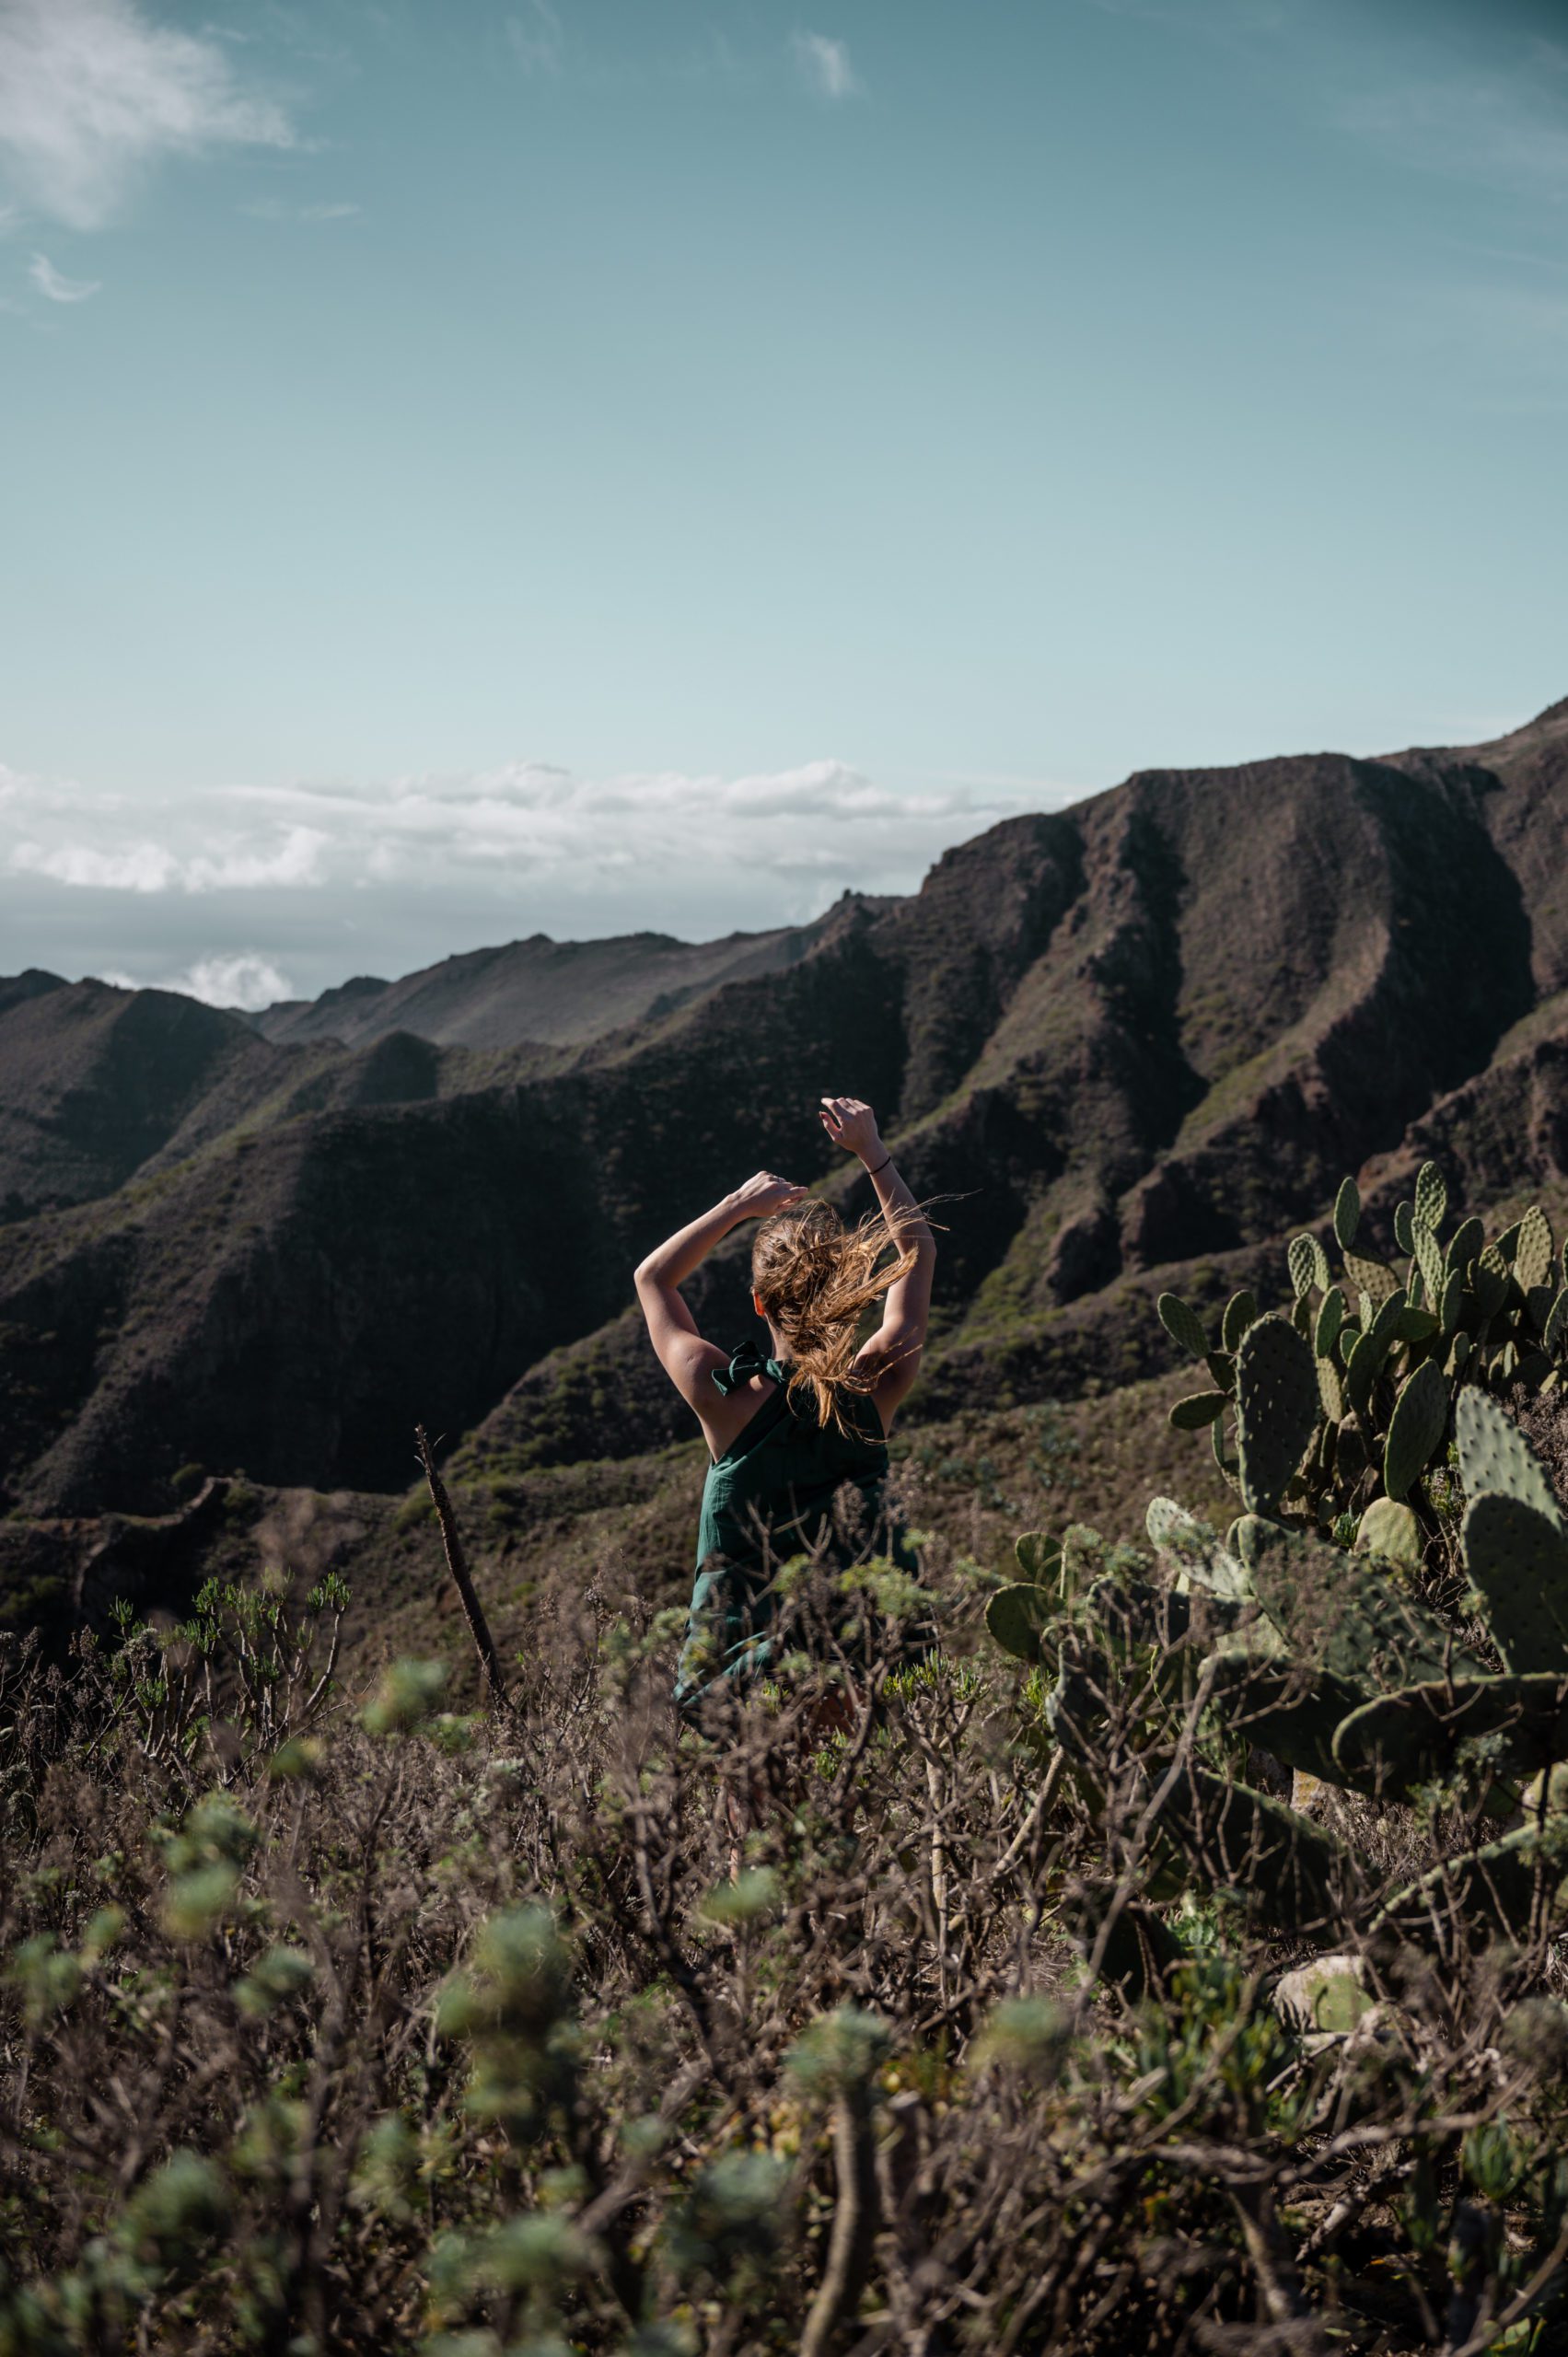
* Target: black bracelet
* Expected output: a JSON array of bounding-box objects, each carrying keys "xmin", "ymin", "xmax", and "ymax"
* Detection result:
[{"xmin": 865, "ymin": 1154, "xmax": 892, "ymax": 1178}]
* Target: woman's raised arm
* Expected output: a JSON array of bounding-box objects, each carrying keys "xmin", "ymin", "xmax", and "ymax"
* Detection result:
[
  {"xmin": 819, "ymin": 1096, "xmax": 935, "ymax": 1423},
  {"xmin": 633, "ymin": 1171, "xmax": 807, "ymax": 1421}
]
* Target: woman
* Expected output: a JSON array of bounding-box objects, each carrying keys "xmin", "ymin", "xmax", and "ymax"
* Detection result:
[{"xmin": 633, "ymin": 1096, "xmax": 936, "ymax": 1714}]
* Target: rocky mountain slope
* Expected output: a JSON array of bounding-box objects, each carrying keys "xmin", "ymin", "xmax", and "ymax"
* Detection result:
[
  {"xmin": 2, "ymin": 696, "xmax": 1565, "ymax": 1573},
  {"xmin": 250, "ymin": 902, "xmax": 891, "ymax": 1053}
]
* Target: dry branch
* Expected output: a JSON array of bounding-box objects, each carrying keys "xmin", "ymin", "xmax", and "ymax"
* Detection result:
[{"xmin": 414, "ymin": 1422, "xmax": 507, "ymax": 1704}]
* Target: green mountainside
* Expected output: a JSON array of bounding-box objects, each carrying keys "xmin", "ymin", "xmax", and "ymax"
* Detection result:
[{"xmin": 4, "ymin": 694, "xmax": 1567, "ymax": 1646}]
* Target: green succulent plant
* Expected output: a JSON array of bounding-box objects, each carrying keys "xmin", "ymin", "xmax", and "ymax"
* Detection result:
[
  {"xmin": 988, "ymin": 1182, "xmax": 1568, "ymax": 1964},
  {"xmin": 1159, "ymin": 1160, "xmax": 1568, "ymax": 1544}
]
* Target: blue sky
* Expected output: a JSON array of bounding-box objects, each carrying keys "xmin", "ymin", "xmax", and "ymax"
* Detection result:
[{"xmin": 1, "ymin": 0, "xmax": 1565, "ymax": 1004}]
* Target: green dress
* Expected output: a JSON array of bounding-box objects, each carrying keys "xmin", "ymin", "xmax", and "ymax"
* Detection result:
[{"xmin": 674, "ymin": 1340, "xmax": 916, "ymax": 1715}]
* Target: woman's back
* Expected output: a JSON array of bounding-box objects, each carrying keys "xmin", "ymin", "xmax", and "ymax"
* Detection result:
[{"xmin": 678, "ymin": 1341, "xmax": 908, "ymax": 1710}]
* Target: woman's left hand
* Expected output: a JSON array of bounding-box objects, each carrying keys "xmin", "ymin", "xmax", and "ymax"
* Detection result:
[
  {"xmin": 729, "ymin": 1171, "xmax": 807, "ymax": 1220},
  {"xmin": 819, "ymin": 1096, "xmax": 883, "ymax": 1163}
]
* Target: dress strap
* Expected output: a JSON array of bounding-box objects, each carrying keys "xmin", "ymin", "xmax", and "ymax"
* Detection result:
[{"xmin": 712, "ymin": 1340, "xmax": 787, "ymax": 1397}]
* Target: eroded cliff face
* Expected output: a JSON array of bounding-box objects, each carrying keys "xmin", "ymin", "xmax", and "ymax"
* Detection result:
[{"xmin": 2, "ymin": 699, "xmax": 1566, "ymax": 1517}]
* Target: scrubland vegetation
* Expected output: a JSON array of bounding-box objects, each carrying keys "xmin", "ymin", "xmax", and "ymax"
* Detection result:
[{"xmin": 6, "ymin": 1161, "xmax": 1568, "ymax": 2354}]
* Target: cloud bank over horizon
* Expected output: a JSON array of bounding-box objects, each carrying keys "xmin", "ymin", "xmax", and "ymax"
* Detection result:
[{"xmin": 1, "ymin": 753, "xmax": 1059, "ymax": 1009}]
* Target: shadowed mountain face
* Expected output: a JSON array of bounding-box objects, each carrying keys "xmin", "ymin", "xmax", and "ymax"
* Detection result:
[{"xmin": 1, "ymin": 698, "xmax": 1565, "ymax": 1523}]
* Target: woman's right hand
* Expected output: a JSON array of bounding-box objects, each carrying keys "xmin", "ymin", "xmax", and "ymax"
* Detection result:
[{"xmin": 729, "ymin": 1171, "xmax": 807, "ymax": 1220}]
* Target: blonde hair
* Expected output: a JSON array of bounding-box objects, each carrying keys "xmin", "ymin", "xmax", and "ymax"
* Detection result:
[{"xmin": 750, "ymin": 1200, "xmax": 919, "ymax": 1433}]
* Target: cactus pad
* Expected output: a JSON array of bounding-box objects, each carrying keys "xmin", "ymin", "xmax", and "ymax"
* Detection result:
[
  {"xmin": 1157, "ymin": 1292, "xmax": 1209, "ymax": 1361},
  {"xmin": 1374, "ymin": 1824, "xmax": 1566, "ymax": 1949},
  {"xmin": 1314, "ymin": 1286, "xmax": 1346, "ymax": 1360},
  {"xmin": 1234, "ymin": 1316, "xmax": 1318, "ymax": 1516},
  {"xmin": 1345, "ymin": 1326, "xmax": 1391, "ymax": 1422},
  {"xmin": 1445, "ymin": 1214, "xmax": 1483, "ymax": 1282},
  {"xmin": 1343, "ymin": 1248, "xmax": 1399, "ymax": 1318},
  {"xmin": 1238, "ymin": 1517, "xmax": 1479, "ymax": 1689},
  {"xmin": 1317, "ymin": 1355, "xmax": 1345, "ymax": 1422},
  {"xmin": 1015, "ymin": 1530, "xmax": 1063, "ymax": 1585},
  {"xmin": 1169, "ymin": 1390, "xmax": 1227, "ymax": 1430},
  {"xmin": 1461, "ymin": 1492, "xmax": 1568, "ymax": 1674},
  {"xmin": 1516, "ymin": 1205, "xmax": 1555, "ymax": 1296},
  {"xmin": 1383, "ymin": 1359, "xmax": 1449, "ymax": 1503},
  {"xmin": 1221, "ymin": 1289, "xmax": 1259, "ymax": 1353},
  {"xmin": 1332, "ymin": 1178, "xmax": 1360, "ymax": 1251},
  {"xmin": 1331, "ymin": 1672, "xmax": 1568, "ymax": 1800},
  {"xmin": 1145, "ymin": 1502, "xmax": 1250, "ymax": 1601},
  {"xmin": 984, "ymin": 1584, "xmax": 1056, "ymax": 1664},
  {"xmin": 1202, "ymin": 1647, "xmax": 1372, "ymax": 1789},
  {"xmin": 1454, "ymin": 1390, "xmax": 1562, "ymax": 1527},
  {"xmin": 1080, "ymin": 1573, "xmax": 1198, "ymax": 1664},
  {"xmin": 1144, "ymin": 1497, "xmax": 1194, "ymax": 1547},
  {"xmin": 1413, "ymin": 1161, "xmax": 1447, "ymax": 1233},
  {"xmin": 1289, "ymin": 1233, "xmax": 1330, "ymax": 1298},
  {"xmin": 1411, "ymin": 1216, "xmax": 1445, "ymax": 1312},
  {"xmin": 1545, "ymin": 1290, "xmax": 1568, "ymax": 1360},
  {"xmin": 1354, "ymin": 1498, "xmax": 1423, "ymax": 1568},
  {"xmin": 1472, "ymin": 1246, "xmax": 1510, "ymax": 1319},
  {"xmin": 1156, "ymin": 1764, "xmax": 1350, "ymax": 1934}
]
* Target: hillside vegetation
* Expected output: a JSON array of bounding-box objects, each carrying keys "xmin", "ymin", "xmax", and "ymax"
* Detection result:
[{"xmin": 6, "ymin": 1159, "xmax": 1568, "ymax": 2351}]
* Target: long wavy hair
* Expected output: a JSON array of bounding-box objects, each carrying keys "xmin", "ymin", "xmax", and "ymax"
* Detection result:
[{"xmin": 750, "ymin": 1200, "xmax": 920, "ymax": 1432}]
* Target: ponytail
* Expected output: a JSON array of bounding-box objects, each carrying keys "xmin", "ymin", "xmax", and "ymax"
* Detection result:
[{"xmin": 750, "ymin": 1199, "xmax": 920, "ymax": 1433}]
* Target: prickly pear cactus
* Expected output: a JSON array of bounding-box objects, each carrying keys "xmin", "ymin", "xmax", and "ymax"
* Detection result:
[
  {"xmin": 1382, "ymin": 1359, "xmax": 1448, "ymax": 1503},
  {"xmin": 1455, "ymin": 1390, "xmax": 1562, "ymax": 1520},
  {"xmin": 1169, "ymin": 1389, "xmax": 1227, "ymax": 1430},
  {"xmin": 1202, "ymin": 1646, "xmax": 1371, "ymax": 1789},
  {"xmin": 1374, "ymin": 1823, "xmax": 1568, "ymax": 1947},
  {"xmin": 1411, "ymin": 1217, "xmax": 1445, "ymax": 1312},
  {"xmin": 1333, "ymin": 1178, "xmax": 1360, "ymax": 1251},
  {"xmin": 1221, "ymin": 1289, "xmax": 1259, "ymax": 1354},
  {"xmin": 1353, "ymin": 1498, "xmax": 1422, "ymax": 1568},
  {"xmin": 1238, "ymin": 1517, "xmax": 1478, "ymax": 1689},
  {"xmin": 1176, "ymin": 1160, "xmax": 1568, "ymax": 1544},
  {"xmin": 1157, "ymin": 1292, "xmax": 1209, "ymax": 1361},
  {"xmin": 1156, "ymin": 1764, "xmax": 1349, "ymax": 1934},
  {"xmin": 1413, "ymin": 1160, "xmax": 1447, "ymax": 1232},
  {"xmin": 984, "ymin": 1585, "xmax": 1056, "ymax": 1665},
  {"xmin": 1016, "ymin": 1531, "xmax": 1064, "ymax": 1587},
  {"xmin": 1234, "ymin": 1317, "xmax": 1318, "ymax": 1516},
  {"xmin": 1289, "ymin": 1232, "xmax": 1330, "ymax": 1299},
  {"xmin": 1461, "ymin": 1493, "xmax": 1568, "ymax": 1675},
  {"xmin": 1144, "ymin": 1498, "xmax": 1250, "ymax": 1601},
  {"xmin": 1516, "ymin": 1204, "xmax": 1556, "ymax": 1300},
  {"xmin": 1331, "ymin": 1672, "xmax": 1568, "ymax": 1800}
]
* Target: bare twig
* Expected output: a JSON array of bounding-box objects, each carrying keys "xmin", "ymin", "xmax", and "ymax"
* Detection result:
[{"xmin": 414, "ymin": 1422, "xmax": 507, "ymax": 1705}]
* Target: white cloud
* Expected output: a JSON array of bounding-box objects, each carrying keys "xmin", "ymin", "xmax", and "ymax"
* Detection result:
[
  {"xmin": 0, "ymin": 0, "xmax": 293, "ymax": 230},
  {"xmin": 0, "ymin": 752, "xmax": 1078, "ymax": 999},
  {"xmin": 4, "ymin": 754, "xmax": 1045, "ymax": 909},
  {"xmin": 506, "ymin": 0, "xmax": 563, "ymax": 76},
  {"xmin": 99, "ymin": 952, "xmax": 291, "ymax": 1008},
  {"xmin": 13, "ymin": 840, "xmax": 179, "ymax": 889},
  {"xmin": 10, "ymin": 821, "xmax": 326, "ymax": 892},
  {"xmin": 219, "ymin": 759, "xmax": 1012, "ymax": 891},
  {"xmin": 793, "ymin": 29, "xmax": 858, "ymax": 100},
  {"xmin": 28, "ymin": 251, "xmax": 99, "ymax": 302}
]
